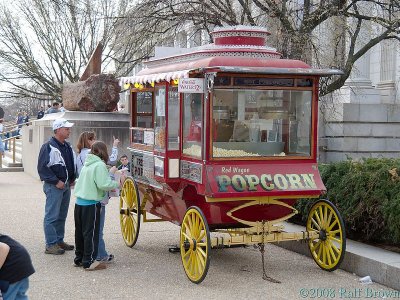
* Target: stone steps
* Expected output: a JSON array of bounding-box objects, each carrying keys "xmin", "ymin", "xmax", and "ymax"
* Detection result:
[{"xmin": 1, "ymin": 139, "xmax": 23, "ymax": 172}]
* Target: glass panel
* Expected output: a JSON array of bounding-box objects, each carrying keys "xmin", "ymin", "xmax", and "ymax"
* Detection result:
[
  {"xmin": 154, "ymin": 86, "xmax": 166, "ymax": 151},
  {"xmin": 182, "ymin": 93, "xmax": 203, "ymax": 158},
  {"xmin": 168, "ymin": 87, "xmax": 180, "ymax": 150},
  {"xmin": 137, "ymin": 116, "xmax": 152, "ymax": 128},
  {"xmin": 136, "ymin": 91, "xmax": 153, "ymax": 113},
  {"xmin": 212, "ymin": 89, "xmax": 312, "ymax": 158}
]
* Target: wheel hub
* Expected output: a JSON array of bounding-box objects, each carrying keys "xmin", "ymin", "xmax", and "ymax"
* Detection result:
[
  {"xmin": 183, "ymin": 239, "xmax": 197, "ymax": 251},
  {"xmin": 319, "ymin": 229, "xmax": 327, "ymax": 241}
]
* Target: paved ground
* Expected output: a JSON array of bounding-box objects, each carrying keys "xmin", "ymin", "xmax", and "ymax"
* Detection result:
[{"xmin": 0, "ymin": 172, "xmax": 397, "ymax": 300}]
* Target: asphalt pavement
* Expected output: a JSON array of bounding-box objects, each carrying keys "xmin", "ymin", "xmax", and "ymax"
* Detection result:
[{"xmin": 0, "ymin": 172, "xmax": 399, "ymax": 299}]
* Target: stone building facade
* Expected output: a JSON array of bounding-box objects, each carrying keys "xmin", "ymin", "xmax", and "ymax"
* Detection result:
[{"xmin": 319, "ymin": 38, "xmax": 399, "ymax": 162}]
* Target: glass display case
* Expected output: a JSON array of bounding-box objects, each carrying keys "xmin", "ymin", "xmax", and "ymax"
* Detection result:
[{"xmin": 212, "ymin": 88, "xmax": 312, "ymax": 158}]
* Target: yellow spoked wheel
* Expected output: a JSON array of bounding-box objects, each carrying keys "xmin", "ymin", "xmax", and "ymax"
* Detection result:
[
  {"xmin": 119, "ymin": 177, "xmax": 140, "ymax": 248},
  {"xmin": 180, "ymin": 206, "xmax": 211, "ymax": 284},
  {"xmin": 306, "ymin": 199, "xmax": 346, "ymax": 271}
]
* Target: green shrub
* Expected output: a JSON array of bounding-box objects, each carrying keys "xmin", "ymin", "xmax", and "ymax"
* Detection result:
[{"xmin": 294, "ymin": 158, "xmax": 400, "ymax": 245}]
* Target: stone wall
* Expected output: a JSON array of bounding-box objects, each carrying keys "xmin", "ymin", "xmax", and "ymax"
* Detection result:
[{"xmin": 319, "ymin": 101, "xmax": 400, "ymax": 162}]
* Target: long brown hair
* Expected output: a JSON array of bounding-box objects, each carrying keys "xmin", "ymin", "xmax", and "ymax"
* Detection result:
[
  {"xmin": 90, "ymin": 141, "xmax": 109, "ymax": 163},
  {"xmin": 77, "ymin": 131, "xmax": 96, "ymax": 153}
]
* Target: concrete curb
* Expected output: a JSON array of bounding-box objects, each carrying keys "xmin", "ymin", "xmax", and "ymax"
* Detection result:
[{"xmin": 276, "ymin": 223, "xmax": 400, "ymax": 291}]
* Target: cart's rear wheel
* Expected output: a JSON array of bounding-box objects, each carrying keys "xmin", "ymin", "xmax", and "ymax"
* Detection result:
[
  {"xmin": 306, "ymin": 199, "xmax": 346, "ymax": 271},
  {"xmin": 119, "ymin": 177, "xmax": 140, "ymax": 247},
  {"xmin": 180, "ymin": 206, "xmax": 211, "ymax": 284}
]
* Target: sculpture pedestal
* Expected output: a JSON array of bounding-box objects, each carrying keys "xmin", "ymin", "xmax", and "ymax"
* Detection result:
[{"xmin": 22, "ymin": 111, "xmax": 130, "ymax": 180}]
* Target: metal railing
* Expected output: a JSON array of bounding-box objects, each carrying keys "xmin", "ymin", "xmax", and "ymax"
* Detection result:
[{"xmin": 1, "ymin": 120, "xmax": 31, "ymax": 167}]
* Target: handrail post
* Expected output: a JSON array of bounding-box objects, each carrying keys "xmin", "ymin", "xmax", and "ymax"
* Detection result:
[{"xmin": 12, "ymin": 137, "xmax": 16, "ymax": 163}]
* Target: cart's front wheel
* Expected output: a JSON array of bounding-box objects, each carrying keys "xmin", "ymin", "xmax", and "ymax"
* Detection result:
[
  {"xmin": 119, "ymin": 177, "xmax": 140, "ymax": 247},
  {"xmin": 180, "ymin": 206, "xmax": 211, "ymax": 284},
  {"xmin": 306, "ymin": 199, "xmax": 346, "ymax": 271}
]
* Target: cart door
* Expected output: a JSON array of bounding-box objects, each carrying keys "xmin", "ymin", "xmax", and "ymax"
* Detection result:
[{"xmin": 153, "ymin": 84, "xmax": 181, "ymax": 181}]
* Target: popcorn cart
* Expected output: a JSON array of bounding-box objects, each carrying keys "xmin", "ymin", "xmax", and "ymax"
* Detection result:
[{"xmin": 119, "ymin": 26, "xmax": 345, "ymax": 283}]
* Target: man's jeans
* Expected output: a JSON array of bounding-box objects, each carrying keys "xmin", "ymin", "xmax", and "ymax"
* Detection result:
[
  {"xmin": 97, "ymin": 205, "xmax": 109, "ymax": 259},
  {"xmin": 43, "ymin": 182, "xmax": 71, "ymax": 247},
  {"xmin": 2, "ymin": 278, "xmax": 29, "ymax": 300}
]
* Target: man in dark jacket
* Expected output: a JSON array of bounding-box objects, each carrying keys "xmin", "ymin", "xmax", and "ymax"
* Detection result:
[
  {"xmin": 37, "ymin": 118, "xmax": 76, "ymax": 255},
  {"xmin": 37, "ymin": 107, "xmax": 45, "ymax": 119},
  {"xmin": 0, "ymin": 234, "xmax": 35, "ymax": 299}
]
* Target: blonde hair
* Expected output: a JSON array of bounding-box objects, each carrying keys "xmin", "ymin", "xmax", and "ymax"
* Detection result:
[{"xmin": 77, "ymin": 131, "xmax": 96, "ymax": 153}]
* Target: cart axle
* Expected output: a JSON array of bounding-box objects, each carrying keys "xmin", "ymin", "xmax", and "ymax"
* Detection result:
[{"xmin": 211, "ymin": 230, "xmax": 320, "ymax": 248}]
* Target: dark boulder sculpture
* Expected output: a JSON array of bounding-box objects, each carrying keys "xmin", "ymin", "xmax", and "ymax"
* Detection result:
[{"xmin": 62, "ymin": 74, "xmax": 121, "ymax": 112}]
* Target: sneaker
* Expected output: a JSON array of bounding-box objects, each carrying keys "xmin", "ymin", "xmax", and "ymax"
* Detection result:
[
  {"xmin": 58, "ymin": 241, "xmax": 74, "ymax": 251},
  {"xmin": 45, "ymin": 244, "xmax": 65, "ymax": 255},
  {"xmin": 84, "ymin": 260, "xmax": 106, "ymax": 271},
  {"xmin": 99, "ymin": 254, "xmax": 114, "ymax": 263},
  {"xmin": 74, "ymin": 258, "xmax": 82, "ymax": 267}
]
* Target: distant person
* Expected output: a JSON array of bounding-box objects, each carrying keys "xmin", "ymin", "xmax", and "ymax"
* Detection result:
[
  {"xmin": 0, "ymin": 119, "xmax": 9, "ymax": 151},
  {"xmin": 37, "ymin": 118, "xmax": 76, "ymax": 255},
  {"xmin": 0, "ymin": 234, "xmax": 35, "ymax": 300},
  {"xmin": 76, "ymin": 132, "xmax": 120, "ymax": 263},
  {"xmin": 73, "ymin": 141, "xmax": 123, "ymax": 270},
  {"xmin": 60, "ymin": 103, "xmax": 66, "ymax": 112},
  {"xmin": 46, "ymin": 102, "xmax": 60, "ymax": 114},
  {"xmin": 15, "ymin": 112, "xmax": 24, "ymax": 136},
  {"xmin": 118, "ymin": 154, "xmax": 130, "ymax": 173},
  {"xmin": 37, "ymin": 107, "xmax": 45, "ymax": 119},
  {"xmin": 22, "ymin": 112, "xmax": 29, "ymax": 126}
]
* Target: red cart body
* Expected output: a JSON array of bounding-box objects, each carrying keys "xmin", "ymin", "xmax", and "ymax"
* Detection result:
[{"xmin": 118, "ymin": 26, "xmax": 345, "ymax": 283}]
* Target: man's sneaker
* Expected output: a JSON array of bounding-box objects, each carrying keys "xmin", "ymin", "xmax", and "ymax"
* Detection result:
[
  {"xmin": 99, "ymin": 254, "xmax": 114, "ymax": 264},
  {"xmin": 84, "ymin": 260, "xmax": 106, "ymax": 271},
  {"xmin": 58, "ymin": 241, "xmax": 74, "ymax": 251},
  {"xmin": 45, "ymin": 244, "xmax": 65, "ymax": 255}
]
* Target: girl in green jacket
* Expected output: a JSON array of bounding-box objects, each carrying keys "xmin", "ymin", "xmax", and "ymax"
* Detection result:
[{"xmin": 73, "ymin": 141, "xmax": 123, "ymax": 271}]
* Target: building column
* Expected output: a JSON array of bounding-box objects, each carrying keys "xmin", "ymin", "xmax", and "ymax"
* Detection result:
[{"xmin": 377, "ymin": 39, "xmax": 396, "ymax": 103}]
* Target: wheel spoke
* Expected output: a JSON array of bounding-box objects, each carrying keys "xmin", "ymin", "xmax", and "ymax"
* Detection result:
[
  {"xmin": 313, "ymin": 210, "xmax": 323, "ymax": 228},
  {"xmin": 329, "ymin": 236, "xmax": 342, "ymax": 244},
  {"xmin": 310, "ymin": 240, "xmax": 322, "ymax": 253},
  {"xmin": 328, "ymin": 219, "xmax": 339, "ymax": 231},
  {"xmin": 326, "ymin": 210, "xmax": 333, "ymax": 227},
  {"xmin": 327, "ymin": 241, "xmax": 338, "ymax": 262},
  {"xmin": 183, "ymin": 248, "xmax": 192, "ymax": 259},
  {"xmin": 192, "ymin": 214, "xmax": 199, "ymax": 238},
  {"xmin": 316, "ymin": 242, "xmax": 323, "ymax": 261},
  {"xmin": 182, "ymin": 232, "xmax": 191, "ymax": 241},
  {"xmin": 329, "ymin": 229, "xmax": 341, "ymax": 236},
  {"xmin": 197, "ymin": 251, "xmax": 205, "ymax": 270},
  {"xmin": 311, "ymin": 217, "xmax": 321, "ymax": 230},
  {"xmin": 326, "ymin": 243, "xmax": 332, "ymax": 266},
  {"xmin": 324, "ymin": 205, "xmax": 328, "ymax": 227},
  {"xmin": 330, "ymin": 241, "xmax": 341, "ymax": 254},
  {"xmin": 197, "ymin": 230, "xmax": 206, "ymax": 243},
  {"xmin": 322, "ymin": 243, "xmax": 327, "ymax": 265},
  {"xmin": 318, "ymin": 206, "xmax": 325, "ymax": 227},
  {"xmin": 187, "ymin": 215, "xmax": 193, "ymax": 234},
  {"xmin": 189, "ymin": 252, "xmax": 195, "ymax": 275}
]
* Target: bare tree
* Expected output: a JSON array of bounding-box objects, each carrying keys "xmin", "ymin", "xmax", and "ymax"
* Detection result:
[
  {"xmin": 0, "ymin": 0, "xmax": 133, "ymax": 101},
  {"xmin": 118, "ymin": 0, "xmax": 399, "ymax": 96}
]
